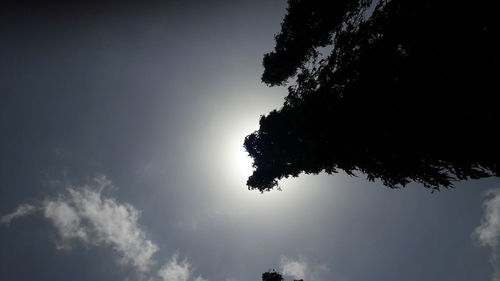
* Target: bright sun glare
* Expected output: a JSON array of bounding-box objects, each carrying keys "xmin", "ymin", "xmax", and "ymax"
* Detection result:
[
  {"xmin": 217, "ymin": 118, "xmax": 308, "ymax": 207},
  {"xmin": 220, "ymin": 122, "xmax": 308, "ymax": 210},
  {"xmin": 226, "ymin": 128, "xmax": 254, "ymax": 181}
]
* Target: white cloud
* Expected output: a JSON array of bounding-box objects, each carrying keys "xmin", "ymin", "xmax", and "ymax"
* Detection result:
[
  {"xmin": 194, "ymin": 276, "xmax": 209, "ymax": 281},
  {"xmin": 475, "ymin": 188, "xmax": 500, "ymax": 247},
  {"xmin": 1, "ymin": 176, "xmax": 212, "ymax": 281},
  {"xmin": 157, "ymin": 254, "xmax": 210, "ymax": 281},
  {"xmin": 0, "ymin": 204, "xmax": 37, "ymax": 225},
  {"xmin": 158, "ymin": 254, "xmax": 191, "ymax": 281},
  {"xmin": 280, "ymin": 256, "xmax": 308, "ymax": 280},
  {"xmin": 279, "ymin": 256, "xmax": 329, "ymax": 281},
  {"xmin": 63, "ymin": 187, "xmax": 158, "ymax": 271},
  {"xmin": 1, "ymin": 176, "xmax": 158, "ymax": 272},
  {"xmin": 473, "ymin": 188, "xmax": 500, "ymax": 281},
  {"xmin": 44, "ymin": 199, "xmax": 88, "ymax": 243}
]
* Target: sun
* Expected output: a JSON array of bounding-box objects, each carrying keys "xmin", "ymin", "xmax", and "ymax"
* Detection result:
[{"xmin": 226, "ymin": 128, "xmax": 254, "ymax": 181}]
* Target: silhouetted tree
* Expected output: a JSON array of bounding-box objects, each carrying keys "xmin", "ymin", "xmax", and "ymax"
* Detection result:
[
  {"xmin": 262, "ymin": 271, "xmax": 284, "ymax": 281},
  {"xmin": 262, "ymin": 270, "xmax": 303, "ymax": 281},
  {"xmin": 245, "ymin": 0, "xmax": 500, "ymax": 191}
]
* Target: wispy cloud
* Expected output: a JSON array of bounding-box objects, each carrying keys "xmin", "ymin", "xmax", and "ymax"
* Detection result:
[
  {"xmin": 279, "ymin": 255, "xmax": 329, "ymax": 281},
  {"xmin": 280, "ymin": 256, "xmax": 308, "ymax": 280},
  {"xmin": 48, "ymin": 186, "xmax": 158, "ymax": 271},
  {"xmin": 158, "ymin": 253, "xmax": 191, "ymax": 281},
  {"xmin": 157, "ymin": 253, "xmax": 208, "ymax": 281},
  {"xmin": 473, "ymin": 188, "xmax": 500, "ymax": 281},
  {"xmin": 44, "ymin": 199, "xmax": 88, "ymax": 244},
  {"xmin": 2, "ymin": 176, "xmax": 158, "ymax": 272},
  {"xmin": 1, "ymin": 204, "xmax": 37, "ymax": 225},
  {"xmin": 1, "ymin": 176, "xmax": 211, "ymax": 281},
  {"xmin": 194, "ymin": 276, "xmax": 209, "ymax": 281}
]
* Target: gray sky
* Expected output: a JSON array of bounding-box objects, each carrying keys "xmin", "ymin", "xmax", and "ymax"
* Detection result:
[{"xmin": 1, "ymin": 1, "xmax": 499, "ymax": 281}]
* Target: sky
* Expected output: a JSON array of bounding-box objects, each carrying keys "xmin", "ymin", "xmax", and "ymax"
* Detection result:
[{"xmin": 1, "ymin": 1, "xmax": 500, "ymax": 281}]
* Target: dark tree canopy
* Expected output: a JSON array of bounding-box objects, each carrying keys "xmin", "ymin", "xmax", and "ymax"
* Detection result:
[
  {"xmin": 262, "ymin": 271, "xmax": 303, "ymax": 281},
  {"xmin": 245, "ymin": 0, "xmax": 500, "ymax": 191},
  {"xmin": 262, "ymin": 271, "xmax": 284, "ymax": 281}
]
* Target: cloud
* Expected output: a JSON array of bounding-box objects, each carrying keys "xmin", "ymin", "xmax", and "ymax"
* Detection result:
[
  {"xmin": 158, "ymin": 254, "xmax": 191, "ymax": 281},
  {"xmin": 157, "ymin": 254, "xmax": 208, "ymax": 281},
  {"xmin": 280, "ymin": 256, "xmax": 308, "ymax": 280},
  {"xmin": 46, "ymin": 184, "xmax": 158, "ymax": 271},
  {"xmin": 279, "ymin": 256, "xmax": 329, "ymax": 281},
  {"xmin": 473, "ymin": 188, "xmax": 500, "ymax": 281},
  {"xmin": 0, "ymin": 204, "xmax": 37, "ymax": 225},
  {"xmin": 474, "ymin": 188, "xmax": 500, "ymax": 247},
  {"xmin": 44, "ymin": 199, "xmax": 88, "ymax": 243},
  {"xmin": 1, "ymin": 176, "xmax": 158, "ymax": 272},
  {"xmin": 1, "ymin": 176, "xmax": 211, "ymax": 281},
  {"xmin": 194, "ymin": 276, "xmax": 209, "ymax": 281}
]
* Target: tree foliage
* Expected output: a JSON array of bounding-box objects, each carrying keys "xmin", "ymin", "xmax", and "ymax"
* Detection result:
[
  {"xmin": 262, "ymin": 271, "xmax": 302, "ymax": 281},
  {"xmin": 262, "ymin": 271, "xmax": 284, "ymax": 281},
  {"xmin": 245, "ymin": 0, "xmax": 500, "ymax": 191}
]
